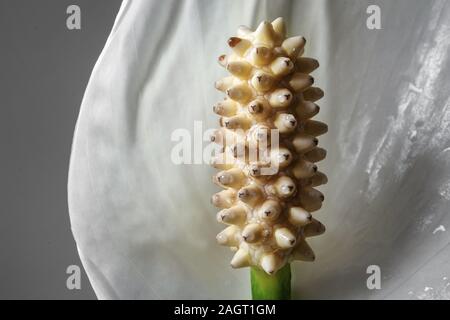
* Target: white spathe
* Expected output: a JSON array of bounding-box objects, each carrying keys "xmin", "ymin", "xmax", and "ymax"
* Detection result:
[{"xmin": 68, "ymin": 0, "xmax": 450, "ymax": 299}]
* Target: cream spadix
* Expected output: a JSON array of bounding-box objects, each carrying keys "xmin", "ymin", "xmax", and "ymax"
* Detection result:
[
  {"xmin": 231, "ymin": 248, "xmax": 251, "ymax": 268},
  {"xmin": 211, "ymin": 18, "xmax": 327, "ymax": 275}
]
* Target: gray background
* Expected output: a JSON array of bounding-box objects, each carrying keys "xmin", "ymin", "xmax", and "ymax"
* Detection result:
[{"xmin": 0, "ymin": 0, "xmax": 121, "ymax": 299}]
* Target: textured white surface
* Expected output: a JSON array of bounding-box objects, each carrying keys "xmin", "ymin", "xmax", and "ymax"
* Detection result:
[{"xmin": 68, "ymin": 0, "xmax": 450, "ymax": 299}]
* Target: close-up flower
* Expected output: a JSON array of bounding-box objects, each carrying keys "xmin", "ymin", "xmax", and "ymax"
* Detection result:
[
  {"xmin": 67, "ymin": 0, "xmax": 450, "ymax": 300},
  {"xmin": 2, "ymin": 0, "xmax": 450, "ymax": 305}
]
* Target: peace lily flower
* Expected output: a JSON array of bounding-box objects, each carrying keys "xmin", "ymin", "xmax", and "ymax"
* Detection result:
[{"xmin": 68, "ymin": 0, "xmax": 450, "ymax": 299}]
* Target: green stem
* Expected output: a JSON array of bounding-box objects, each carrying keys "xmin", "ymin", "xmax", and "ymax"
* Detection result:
[{"xmin": 250, "ymin": 263, "xmax": 291, "ymax": 300}]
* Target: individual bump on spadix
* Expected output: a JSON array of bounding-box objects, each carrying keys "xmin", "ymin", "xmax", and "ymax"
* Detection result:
[
  {"xmin": 295, "ymin": 100, "xmax": 320, "ymax": 119},
  {"xmin": 220, "ymin": 114, "xmax": 251, "ymax": 130},
  {"xmin": 228, "ymin": 37, "xmax": 251, "ymax": 56},
  {"xmin": 260, "ymin": 253, "xmax": 284, "ymax": 275},
  {"xmin": 217, "ymin": 205, "xmax": 247, "ymax": 225},
  {"xmin": 292, "ymin": 240, "xmax": 315, "ymax": 261},
  {"xmin": 216, "ymin": 225, "xmax": 241, "ymax": 247},
  {"xmin": 214, "ymin": 168, "xmax": 246, "ymax": 189},
  {"xmin": 213, "ymin": 99, "xmax": 237, "ymax": 117},
  {"xmin": 230, "ymin": 248, "xmax": 251, "ymax": 268},
  {"xmin": 211, "ymin": 189, "xmax": 236, "ymax": 209},
  {"xmin": 242, "ymin": 223, "xmax": 264, "ymax": 243},
  {"xmin": 210, "ymin": 128, "xmax": 225, "ymax": 145},
  {"xmin": 288, "ymin": 207, "xmax": 312, "ymax": 227},
  {"xmin": 254, "ymin": 21, "xmax": 277, "ymax": 47},
  {"xmin": 269, "ymin": 88, "xmax": 293, "ymax": 109},
  {"xmin": 304, "ymin": 147, "xmax": 327, "ymax": 162},
  {"xmin": 227, "ymin": 61, "xmax": 253, "ymax": 80},
  {"xmin": 282, "ymin": 36, "xmax": 306, "ymax": 59},
  {"xmin": 270, "ymin": 147, "xmax": 293, "ymax": 168},
  {"xmin": 248, "ymin": 46, "xmax": 273, "ymax": 66},
  {"xmin": 270, "ymin": 57, "xmax": 294, "ymax": 77},
  {"xmin": 226, "ymin": 83, "xmax": 253, "ymax": 104},
  {"xmin": 210, "ymin": 151, "xmax": 235, "ymax": 170},
  {"xmin": 303, "ymin": 219, "xmax": 326, "ymax": 237},
  {"xmin": 273, "ymin": 176, "xmax": 296, "ymax": 198},
  {"xmin": 247, "ymin": 99, "xmax": 270, "ymax": 120},
  {"xmin": 218, "ymin": 54, "xmax": 228, "ymax": 67},
  {"xmin": 213, "ymin": 20, "xmax": 327, "ymax": 271},
  {"xmin": 292, "ymin": 159, "xmax": 317, "ymax": 179},
  {"xmin": 274, "ymin": 113, "xmax": 297, "ymax": 134},
  {"xmin": 247, "ymin": 163, "xmax": 264, "ymax": 177},
  {"xmin": 251, "ymin": 71, "xmax": 275, "ymax": 92},
  {"xmin": 237, "ymin": 184, "xmax": 264, "ymax": 206},
  {"xmin": 230, "ymin": 142, "xmax": 247, "ymax": 160},
  {"xmin": 302, "ymin": 87, "xmax": 324, "ymax": 102},
  {"xmin": 274, "ymin": 227, "xmax": 297, "ymax": 249},
  {"xmin": 271, "ymin": 17, "xmax": 286, "ymax": 40},
  {"xmin": 289, "ymin": 73, "xmax": 314, "ymax": 92},
  {"xmin": 296, "ymin": 57, "xmax": 319, "ymax": 74},
  {"xmin": 298, "ymin": 187, "xmax": 324, "ymax": 212},
  {"xmin": 303, "ymin": 120, "xmax": 328, "ymax": 136},
  {"xmin": 248, "ymin": 124, "xmax": 272, "ymax": 147},
  {"xmin": 300, "ymin": 186, "xmax": 324, "ymax": 202},
  {"xmin": 237, "ymin": 25, "xmax": 252, "ymax": 37},
  {"xmin": 258, "ymin": 199, "xmax": 282, "ymax": 220},
  {"xmin": 292, "ymin": 133, "xmax": 318, "ymax": 153},
  {"xmin": 299, "ymin": 198, "xmax": 322, "ymax": 212},
  {"xmin": 211, "ymin": 128, "xmax": 245, "ymax": 147},
  {"xmin": 215, "ymin": 76, "xmax": 235, "ymax": 92},
  {"xmin": 310, "ymin": 171, "xmax": 328, "ymax": 187}
]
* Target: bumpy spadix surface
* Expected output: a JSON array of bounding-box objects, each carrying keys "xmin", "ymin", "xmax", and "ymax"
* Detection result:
[
  {"xmin": 211, "ymin": 19, "xmax": 327, "ymax": 275},
  {"xmin": 69, "ymin": 0, "xmax": 450, "ymax": 299}
]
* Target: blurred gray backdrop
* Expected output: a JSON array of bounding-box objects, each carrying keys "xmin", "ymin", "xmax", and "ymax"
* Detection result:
[{"xmin": 0, "ymin": 0, "xmax": 121, "ymax": 299}]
